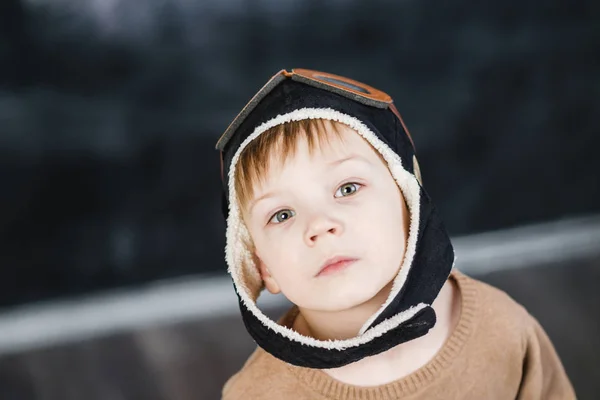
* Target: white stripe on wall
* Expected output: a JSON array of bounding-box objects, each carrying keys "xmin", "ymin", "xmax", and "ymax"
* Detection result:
[{"xmin": 0, "ymin": 214, "xmax": 599, "ymax": 355}]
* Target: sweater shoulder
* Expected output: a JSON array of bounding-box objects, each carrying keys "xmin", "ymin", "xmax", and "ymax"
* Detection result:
[
  {"xmin": 458, "ymin": 270, "xmax": 532, "ymax": 321},
  {"xmin": 456, "ymin": 270, "xmax": 537, "ymax": 350},
  {"xmin": 222, "ymin": 347, "xmax": 298, "ymax": 400}
]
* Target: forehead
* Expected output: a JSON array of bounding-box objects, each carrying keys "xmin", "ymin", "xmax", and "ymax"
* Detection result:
[
  {"xmin": 269, "ymin": 123, "xmax": 377, "ymax": 168},
  {"xmin": 258, "ymin": 127, "xmax": 386, "ymax": 195}
]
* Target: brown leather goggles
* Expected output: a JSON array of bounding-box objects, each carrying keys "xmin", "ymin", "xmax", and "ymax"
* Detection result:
[{"xmin": 215, "ymin": 68, "xmax": 414, "ymax": 151}]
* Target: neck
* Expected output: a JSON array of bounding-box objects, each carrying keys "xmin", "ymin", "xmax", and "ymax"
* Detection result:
[{"xmin": 294, "ymin": 279, "xmax": 394, "ymax": 341}]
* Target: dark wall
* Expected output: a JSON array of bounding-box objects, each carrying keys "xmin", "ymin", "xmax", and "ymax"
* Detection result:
[{"xmin": 1, "ymin": 0, "xmax": 599, "ymax": 307}]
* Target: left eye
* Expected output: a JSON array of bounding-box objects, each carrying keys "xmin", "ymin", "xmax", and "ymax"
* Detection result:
[{"xmin": 335, "ymin": 182, "xmax": 362, "ymax": 198}]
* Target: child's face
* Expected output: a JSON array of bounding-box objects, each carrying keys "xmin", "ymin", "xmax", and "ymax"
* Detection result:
[{"xmin": 245, "ymin": 123, "xmax": 409, "ymax": 312}]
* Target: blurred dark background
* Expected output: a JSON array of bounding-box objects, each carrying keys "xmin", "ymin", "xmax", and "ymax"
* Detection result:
[
  {"xmin": 0, "ymin": 0, "xmax": 599, "ymax": 398},
  {"xmin": 1, "ymin": 0, "xmax": 598, "ymax": 307}
]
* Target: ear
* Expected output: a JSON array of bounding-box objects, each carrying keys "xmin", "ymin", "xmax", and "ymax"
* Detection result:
[{"xmin": 255, "ymin": 254, "xmax": 281, "ymax": 295}]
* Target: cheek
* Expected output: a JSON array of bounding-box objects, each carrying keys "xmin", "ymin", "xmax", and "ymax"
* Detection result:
[
  {"xmin": 358, "ymin": 190, "xmax": 408, "ymax": 261},
  {"xmin": 363, "ymin": 187, "xmax": 404, "ymax": 226},
  {"xmin": 254, "ymin": 232, "xmax": 300, "ymax": 278}
]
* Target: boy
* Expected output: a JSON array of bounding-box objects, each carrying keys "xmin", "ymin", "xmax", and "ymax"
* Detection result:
[{"xmin": 215, "ymin": 69, "xmax": 575, "ymax": 399}]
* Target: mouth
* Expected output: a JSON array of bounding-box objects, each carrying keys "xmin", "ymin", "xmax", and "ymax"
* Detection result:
[{"xmin": 316, "ymin": 256, "xmax": 359, "ymax": 277}]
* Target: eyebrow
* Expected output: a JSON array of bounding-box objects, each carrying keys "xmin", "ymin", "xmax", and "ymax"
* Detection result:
[
  {"xmin": 249, "ymin": 191, "xmax": 278, "ymax": 213},
  {"xmin": 328, "ymin": 154, "xmax": 372, "ymax": 167}
]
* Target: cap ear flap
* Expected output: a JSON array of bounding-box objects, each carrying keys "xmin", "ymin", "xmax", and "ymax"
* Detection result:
[{"xmin": 413, "ymin": 155, "xmax": 423, "ymax": 186}]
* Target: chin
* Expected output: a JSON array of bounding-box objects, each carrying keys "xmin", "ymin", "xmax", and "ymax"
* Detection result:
[{"xmin": 307, "ymin": 283, "xmax": 389, "ymax": 313}]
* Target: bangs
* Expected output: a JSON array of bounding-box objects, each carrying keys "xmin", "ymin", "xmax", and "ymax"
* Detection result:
[{"xmin": 235, "ymin": 119, "xmax": 343, "ymax": 216}]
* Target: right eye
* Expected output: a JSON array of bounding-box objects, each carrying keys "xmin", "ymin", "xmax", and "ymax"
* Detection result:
[{"xmin": 269, "ymin": 209, "xmax": 296, "ymax": 224}]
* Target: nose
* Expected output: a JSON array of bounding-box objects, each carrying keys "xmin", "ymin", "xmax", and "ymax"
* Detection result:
[{"xmin": 304, "ymin": 213, "xmax": 344, "ymax": 246}]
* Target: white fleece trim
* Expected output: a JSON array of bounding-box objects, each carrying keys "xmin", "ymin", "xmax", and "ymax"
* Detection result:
[{"xmin": 225, "ymin": 107, "xmax": 424, "ymax": 348}]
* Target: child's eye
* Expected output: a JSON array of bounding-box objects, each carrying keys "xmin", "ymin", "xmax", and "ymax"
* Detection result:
[
  {"xmin": 335, "ymin": 182, "xmax": 363, "ymax": 198},
  {"xmin": 269, "ymin": 209, "xmax": 296, "ymax": 224}
]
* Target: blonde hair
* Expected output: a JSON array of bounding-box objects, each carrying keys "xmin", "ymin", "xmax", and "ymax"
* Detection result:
[{"xmin": 235, "ymin": 119, "xmax": 347, "ymax": 216}]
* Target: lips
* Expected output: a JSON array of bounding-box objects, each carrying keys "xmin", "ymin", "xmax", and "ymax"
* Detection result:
[{"xmin": 316, "ymin": 255, "xmax": 358, "ymax": 277}]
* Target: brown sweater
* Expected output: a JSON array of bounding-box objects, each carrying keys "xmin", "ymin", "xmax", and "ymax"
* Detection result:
[{"xmin": 222, "ymin": 270, "xmax": 576, "ymax": 399}]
